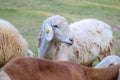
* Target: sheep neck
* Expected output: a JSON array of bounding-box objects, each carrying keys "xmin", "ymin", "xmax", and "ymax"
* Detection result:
[
  {"xmin": 38, "ymin": 37, "xmax": 61, "ymax": 59},
  {"xmin": 45, "ymin": 39, "xmax": 61, "ymax": 60}
]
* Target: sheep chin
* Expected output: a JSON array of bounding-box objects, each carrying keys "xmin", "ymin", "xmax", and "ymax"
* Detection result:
[{"xmin": 64, "ymin": 42, "xmax": 73, "ymax": 46}]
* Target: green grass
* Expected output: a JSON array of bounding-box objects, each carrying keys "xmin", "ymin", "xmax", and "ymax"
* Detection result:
[{"xmin": 0, "ymin": 0, "xmax": 120, "ymax": 58}]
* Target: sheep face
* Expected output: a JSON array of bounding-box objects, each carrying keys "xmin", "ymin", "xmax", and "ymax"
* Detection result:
[{"xmin": 43, "ymin": 15, "xmax": 74, "ymax": 45}]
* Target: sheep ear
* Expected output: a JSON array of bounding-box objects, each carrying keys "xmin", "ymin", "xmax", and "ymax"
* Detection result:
[{"xmin": 44, "ymin": 24, "xmax": 53, "ymax": 41}]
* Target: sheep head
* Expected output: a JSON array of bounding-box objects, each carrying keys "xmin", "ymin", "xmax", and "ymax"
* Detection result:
[
  {"xmin": 95, "ymin": 55, "xmax": 120, "ymax": 68},
  {"xmin": 42, "ymin": 15, "xmax": 74, "ymax": 45}
]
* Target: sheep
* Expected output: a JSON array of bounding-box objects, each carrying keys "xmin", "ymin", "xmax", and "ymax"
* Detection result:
[
  {"xmin": 0, "ymin": 57, "xmax": 119, "ymax": 80},
  {"xmin": 95, "ymin": 55, "xmax": 120, "ymax": 68},
  {"xmin": 38, "ymin": 15, "xmax": 114, "ymax": 66},
  {"xmin": 0, "ymin": 19, "xmax": 33, "ymax": 67}
]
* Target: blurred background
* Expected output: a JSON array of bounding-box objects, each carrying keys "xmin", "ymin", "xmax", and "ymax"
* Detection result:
[{"xmin": 0, "ymin": 0, "xmax": 120, "ymax": 57}]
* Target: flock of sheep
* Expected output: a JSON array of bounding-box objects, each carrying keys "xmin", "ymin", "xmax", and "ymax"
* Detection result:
[{"xmin": 0, "ymin": 15, "xmax": 120, "ymax": 80}]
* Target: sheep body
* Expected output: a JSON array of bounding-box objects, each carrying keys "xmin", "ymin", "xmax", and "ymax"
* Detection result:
[
  {"xmin": 68, "ymin": 19, "xmax": 115, "ymax": 65},
  {"xmin": 38, "ymin": 16, "xmax": 114, "ymax": 66},
  {"xmin": 0, "ymin": 19, "xmax": 30, "ymax": 67},
  {"xmin": 0, "ymin": 57, "xmax": 119, "ymax": 80}
]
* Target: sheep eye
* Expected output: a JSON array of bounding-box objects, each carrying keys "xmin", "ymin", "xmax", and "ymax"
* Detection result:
[{"xmin": 52, "ymin": 25, "xmax": 59, "ymax": 28}]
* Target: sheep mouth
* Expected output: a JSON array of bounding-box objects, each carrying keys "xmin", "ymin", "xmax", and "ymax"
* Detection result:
[{"xmin": 64, "ymin": 42, "xmax": 73, "ymax": 46}]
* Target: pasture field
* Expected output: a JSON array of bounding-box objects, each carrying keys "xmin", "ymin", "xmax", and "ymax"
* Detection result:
[{"xmin": 0, "ymin": 0, "xmax": 120, "ymax": 65}]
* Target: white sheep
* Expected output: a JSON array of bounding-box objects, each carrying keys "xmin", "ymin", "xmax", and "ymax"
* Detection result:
[
  {"xmin": 38, "ymin": 15, "xmax": 115, "ymax": 66},
  {"xmin": 0, "ymin": 19, "xmax": 33, "ymax": 67},
  {"xmin": 95, "ymin": 55, "xmax": 120, "ymax": 68}
]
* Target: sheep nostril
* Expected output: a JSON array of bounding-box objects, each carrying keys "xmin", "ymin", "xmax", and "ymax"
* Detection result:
[{"xmin": 69, "ymin": 38, "xmax": 73, "ymax": 42}]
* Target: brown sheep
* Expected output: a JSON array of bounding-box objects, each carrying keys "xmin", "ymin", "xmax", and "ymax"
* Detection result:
[{"xmin": 0, "ymin": 57, "xmax": 119, "ymax": 80}]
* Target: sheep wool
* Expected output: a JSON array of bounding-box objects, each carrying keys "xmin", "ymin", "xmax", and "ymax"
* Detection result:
[{"xmin": 0, "ymin": 19, "xmax": 28, "ymax": 67}]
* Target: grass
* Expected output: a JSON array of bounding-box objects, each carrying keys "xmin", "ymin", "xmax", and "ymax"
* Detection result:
[{"xmin": 0, "ymin": 0, "xmax": 120, "ymax": 59}]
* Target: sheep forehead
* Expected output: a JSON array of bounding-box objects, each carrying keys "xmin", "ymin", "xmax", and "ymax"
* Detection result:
[
  {"xmin": 102, "ymin": 55, "xmax": 120, "ymax": 64},
  {"xmin": 51, "ymin": 15, "xmax": 66, "ymax": 22},
  {"xmin": 47, "ymin": 15, "xmax": 67, "ymax": 26},
  {"xmin": 104, "ymin": 55, "xmax": 120, "ymax": 60}
]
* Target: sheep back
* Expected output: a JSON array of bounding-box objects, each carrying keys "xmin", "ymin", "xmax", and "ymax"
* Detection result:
[{"xmin": 69, "ymin": 19, "xmax": 115, "ymax": 62}]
